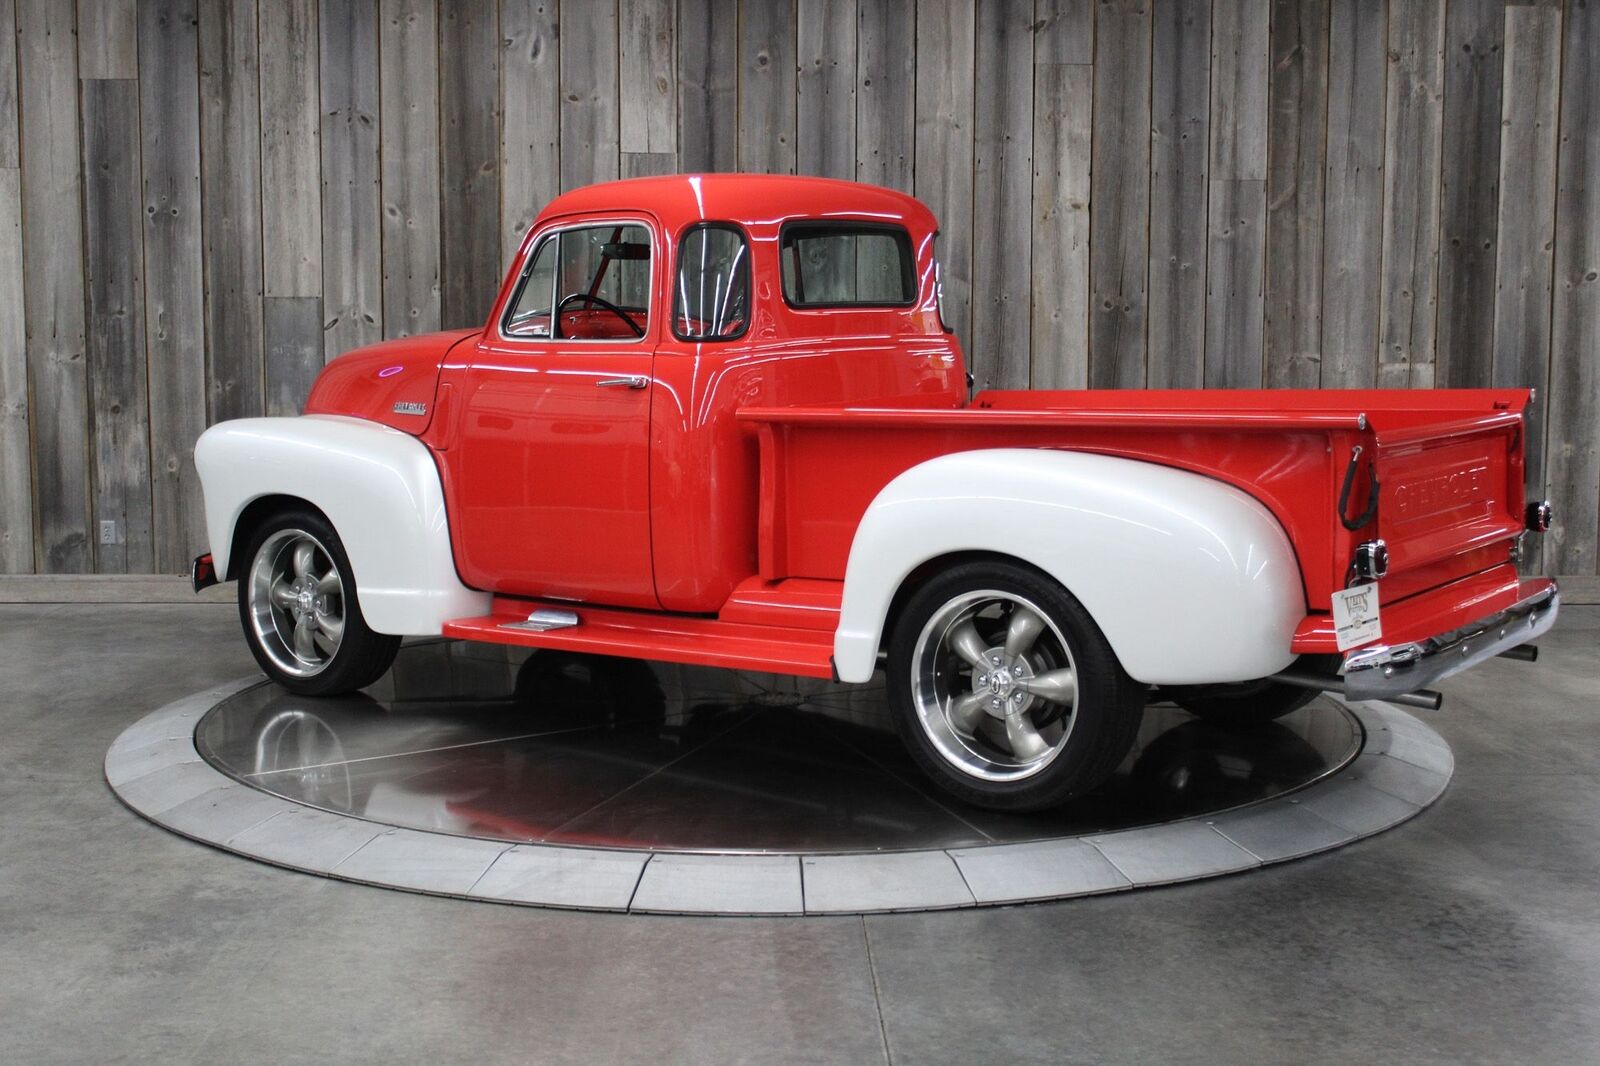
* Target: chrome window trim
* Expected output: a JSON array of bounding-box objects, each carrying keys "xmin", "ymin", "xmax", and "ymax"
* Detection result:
[{"xmin": 496, "ymin": 216, "xmax": 657, "ymax": 347}]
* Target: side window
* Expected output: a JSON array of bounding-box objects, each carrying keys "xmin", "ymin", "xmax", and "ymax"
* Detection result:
[
  {"xmin": 503, "ymin": 222, "xmax": 652, "ymax": 341},
  {"xmin": 674, "ymin": 224, "xmax": 750, "ymax": 341},
  {"xmin": 779, "ymin": 222, "xmax": 916, "ymax": 308}
]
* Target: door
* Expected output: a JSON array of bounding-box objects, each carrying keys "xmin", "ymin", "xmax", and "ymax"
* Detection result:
[{"xmin": 448, "ymin": 218, "xmax": 660, "ymax": 609}]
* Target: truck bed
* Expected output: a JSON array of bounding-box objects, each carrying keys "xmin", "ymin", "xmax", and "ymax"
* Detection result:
[{"xmin": 740, "ymin": 388, "xmax": 1534, "ymax": 618}]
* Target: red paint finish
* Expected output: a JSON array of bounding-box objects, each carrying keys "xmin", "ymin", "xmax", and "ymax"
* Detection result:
[
  {"xmin": 304, "ymin": 329, "xmax": 479, "ymax": 433},
  {"xmin": 296, "ymin": 173, "xmax": 1548, "ymax": 676}
]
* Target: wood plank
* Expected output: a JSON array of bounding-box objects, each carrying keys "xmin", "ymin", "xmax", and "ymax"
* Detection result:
[
  {"xmin": 379, "ymin": 0, "xmax": 441, "ymax": 335},
  {"xmin": 620, "ymin": 0, "xmax": 676, "ymax": 154},
  {"xmin": 1204, "ymin": 179, "xmax": 1267, "ymax": 387},
  {"xmin": 0, "ymin": 574, "xmax": 235, "ymax": 603},
  {"xmin": 260, "ymin": 0, "xmax": 322, "ymax": 299},
  {"xmin": 1205, "ymin": 0, "xmax": 1268, "ymax": 388},
  {"xmin": 1377, "ymin": 0, "xmax": 1446, "ymax": 389},
  {"xmin": 560, "ymin": 0, "xmax": 620, "ymax": 187},
  {"xmin": 18, "ymin": 0, "xmax": 90, "ymax": 572},
  {"xmin": 1088, "ymin": 0, "xmax": 1150, "ymax": 389},
  {"xmin": 1147, "ymin": 0, "xmax": 1210, "ymax": 390},
  {"xmin": 1545, "ymin": 0, "xmax": 1600, "ymax": 576},
  {"xmin": 1030, "ymin": 63, "xmax": 1091, "ymax": 389},
  {"xmin": 1492, "ymin": 5, "xmax": 1561, "ymax": 511},
  {"xmin": 439, "ymin": 0, "xmax": 500, "ymax": 328},
  {"xmin": 913, "ymin": 0, "xmax": 972, "ymax": 355},
  {"xmin": 0, "ymin": 0, "xmax": 17, "ymax": 166},
  {"xmin": 77, "ymin": 0, "xmax": 137, "ymax": 79},
  {"xmin": 1031, "ymin": 0, "xmax": 1093, "ymax": 388},
  {"xmin": 320, "ymin": 0, "xmax": 382, "ymax": 359},
  {"xmin": 81, "ymin": 78, "xmax": 153, "ymax": 573},
  {"xmin": 500, "ymin": 0, "xmax": 559, "ymax": 261},
  {"xmin": 971, "ymin": 0, "xmax": 1035, "ymax": 390},
  {"xmin": 1318, "ymin": 0, "xmax": 1385, "ymax": 388},
  {"xmin": 797, "ymin": 0, "xmax": 855, "ymax": 180},
  {"xmin": 855, "ymin": 0, "xmax": 912, "ymax": 192},
  {"xmin": 1209, "ymin": 0, "xmax": 1269, "ymax": 182},
  {"xmin": 199, "ymin": 0, "xmax": 264, "ymax": 422},
  {"xmin": 1033, "ymin": 0, "xmax": 1092, "ymax": 64},
  {"xmin": 677, "ymin": 0, "xmax": 737, "ymax": 172},
  {"xmin": 1435, "ymin": 0, "xmax": 1505, "ymax": 388},
  {"xmin": 139, "ymin": 0, "xmax": 209, "ymax": 573},
  {"xmin": 622, "ymin": 151, "xmax": 678, "ymax": 178},
  {"xmin": 737, "ymin": 0, "xmax": 795, "ymax": 174},
  {"xmin": 264, "ymin": 297, "xmax": 324, "ymax": 416},
  {"xmin": 1264, "ymin": 0, "xmax": 1328, "ymax": 389},
  {"xmin": 0, "ymin": 168, "xmax": 30, "ymax": 573}
]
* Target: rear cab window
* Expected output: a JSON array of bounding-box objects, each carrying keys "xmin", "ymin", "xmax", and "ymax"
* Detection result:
[
  {"xmin": 675, "ymin": 223, "xmax": 750, "ymax": 341},
  {"xmin": 779, "ymin": 221, "xmax": 916, "ymax": 309}
]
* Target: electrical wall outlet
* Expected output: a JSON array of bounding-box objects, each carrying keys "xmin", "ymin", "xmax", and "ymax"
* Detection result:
[{"xmin": 99, "ymin": 520, "xmax": 119, "ymax": 545}]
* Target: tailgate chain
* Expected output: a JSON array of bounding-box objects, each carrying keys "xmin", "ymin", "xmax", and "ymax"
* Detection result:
[{"xmin": 1338, "ymin": 445, "xmax": 1380, "ymax": 531}]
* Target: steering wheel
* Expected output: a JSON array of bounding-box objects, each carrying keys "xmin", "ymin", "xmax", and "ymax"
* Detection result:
[{"xmin": 556, "ymin": 292, "xmax": 646, "ymax": 338}]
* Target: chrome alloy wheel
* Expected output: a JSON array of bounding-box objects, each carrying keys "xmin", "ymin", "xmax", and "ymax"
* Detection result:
[
  {"xmin": 909, "ymin": 590, "xmax": 1080, "ymax": 782},
  {"xmin": 246, "ymin": 529, "xmax": 347, "ymax": 679}
]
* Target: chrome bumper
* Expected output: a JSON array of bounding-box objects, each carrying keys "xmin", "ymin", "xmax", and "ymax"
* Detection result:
[{"xmin": 1340, "ymin": 586, "xmax": 1560, "ymax": 702}]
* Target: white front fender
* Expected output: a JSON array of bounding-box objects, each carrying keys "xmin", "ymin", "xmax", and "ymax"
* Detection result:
[
  {"xmin": 833, "ymin": 449, "xmax": 1306, "ymax": 685},
  {"xmin": 195, "ymin": 416, "xmax": 490, "ymax": 635}
]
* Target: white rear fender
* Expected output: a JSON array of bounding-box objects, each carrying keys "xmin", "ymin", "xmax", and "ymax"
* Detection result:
[
  {"xmin": 194, "ymin": 416, "xmax": 490, "ymax": 635},
  {"xmin": 833, "ymin": 449, "xmax": 1306, "ymax": 686}
]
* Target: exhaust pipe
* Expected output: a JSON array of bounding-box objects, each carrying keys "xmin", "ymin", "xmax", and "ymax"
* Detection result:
[
  {"xmin": 1497, "ymin": 643, "xmax": 1539, "ymax": 663},
  {"xmin": 1271, "ymin": 668, "xmax": 1445, "ymax": 711}
]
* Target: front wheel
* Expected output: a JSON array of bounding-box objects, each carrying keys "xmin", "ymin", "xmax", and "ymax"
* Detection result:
[
  {"xmin": 886, "ymin": 562, "xmax": 1145, "ymax": 812},
  {"xmin": 238, "ymin": 509, "xmax": 401, "ymax": 696}
]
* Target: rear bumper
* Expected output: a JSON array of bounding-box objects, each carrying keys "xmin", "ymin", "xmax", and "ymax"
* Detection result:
[{"xmin": 1339, "ymin": 584, "xmax": 1559, "ymax": 701}]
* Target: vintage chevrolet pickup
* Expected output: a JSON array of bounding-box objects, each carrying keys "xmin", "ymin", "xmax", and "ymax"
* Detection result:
[{"xmin": 192, "ymin": 174, "xmax": 1559, "ymax": 810}]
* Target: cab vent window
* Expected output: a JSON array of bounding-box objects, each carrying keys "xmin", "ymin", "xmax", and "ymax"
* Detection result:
[
  {"xmin": 674, "ymin": 224, "xmax": 750, "ymax": 341},
  {"xmin": 503, "ymin": 222, "xmax": 652, "ymax": 341},
  {"xmin": 779, "ymin": 222, "xmax": 916, "ymax": 308}
]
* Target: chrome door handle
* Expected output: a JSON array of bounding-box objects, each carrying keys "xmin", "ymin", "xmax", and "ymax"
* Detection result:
[{"xmin": 596, "ymin": 376, "xmax": 649, "ymax": 389}]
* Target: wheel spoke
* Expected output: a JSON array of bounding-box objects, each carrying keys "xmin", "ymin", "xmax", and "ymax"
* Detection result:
[
  {"xmin": 317, "ymin": 571, "xmax": 340, "ymax": 598},
  {"xmin": 293, "ymin": 617, "xmax": 318, "ymax": 660},
  {"xmin": 315, "ymin": 607, "xmax": 344, "ymax": 644},
  {"xmin": 1005, "ymin": 711, "xmax": 1050, "ymax": 761},
  {"xmin": 1004, "ymin": 604, "xmax": 1046, "ymax": 659},
  {"xmin": 1020, "ymin": 668, "xmax": 1077, "ymax": 706},
  {"xmin": 269, "ymin": 580, "xmax": 298, "ymax": 612},
  {"xmin": 315, "ymin": 601, "xmax": 344, "ymax": 643},
  {"xmin": 946, "ymin": 619, "xmax": 992, "ymax": 669},
  {"xmin": 291, "ymin": 541, "xmax": 315, "ymax": 581},
  {"xmin": 946, "ymin": 691, "xmax": 990, "ymax": 734}
]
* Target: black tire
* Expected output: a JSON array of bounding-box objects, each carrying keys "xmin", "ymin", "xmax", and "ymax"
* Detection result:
[
  {"xmin": 236, "ymin": 507, "xmax": 401, "ymax": 696},
  {"xmin": 886, "ymin": 561, "xmax": 1145, "ymax": 812},
  {"xmin": 1170, "ymin": 656, "xmax": 1338, "ymax": 727}
]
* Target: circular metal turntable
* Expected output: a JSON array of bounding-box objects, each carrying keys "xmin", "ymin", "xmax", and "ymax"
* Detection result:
[{"xmin": 106, "ymin": 640, "xmax": 1454, "ymax": 914}]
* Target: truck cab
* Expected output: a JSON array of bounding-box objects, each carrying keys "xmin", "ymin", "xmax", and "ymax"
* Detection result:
[{"xmin": 194, "ymin": 175, "xmax": 1559, "ymax": 812}]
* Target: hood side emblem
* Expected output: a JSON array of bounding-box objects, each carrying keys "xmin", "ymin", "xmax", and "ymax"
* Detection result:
[{"xmin": 392, "ymin": 401, "xmax": 428, "ymax": 416}]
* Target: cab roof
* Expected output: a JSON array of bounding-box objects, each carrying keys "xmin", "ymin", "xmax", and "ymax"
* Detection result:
[{"xmin": 536, "ymin": 174, "xmax": 940, "ymax": 234}]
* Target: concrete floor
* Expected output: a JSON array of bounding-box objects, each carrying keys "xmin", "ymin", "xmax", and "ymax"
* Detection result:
[{"xmin": 2, "ymin": 603, "xmax": 1596, "ymax": 1065}]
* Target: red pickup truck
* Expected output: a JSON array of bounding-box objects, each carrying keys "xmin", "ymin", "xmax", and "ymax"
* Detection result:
[{"xmin": 194, "ymin": 175, "xmax": 1558, "ymax": 810}]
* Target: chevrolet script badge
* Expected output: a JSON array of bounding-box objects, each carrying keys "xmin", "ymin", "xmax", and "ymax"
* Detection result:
[{"xmin": 392, "ymin": 401, "xmax": 428, "ymax": 416}]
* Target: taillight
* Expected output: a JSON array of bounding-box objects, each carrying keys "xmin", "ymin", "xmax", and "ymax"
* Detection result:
[{"xmin": 1352, "ymin": 539, "xmax": 1389, "ymax": 581}]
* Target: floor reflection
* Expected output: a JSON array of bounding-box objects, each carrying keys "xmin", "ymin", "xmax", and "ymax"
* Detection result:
[{"xmin": 196, "ymin": 641, "xmax": 1362, "ymax": 853}]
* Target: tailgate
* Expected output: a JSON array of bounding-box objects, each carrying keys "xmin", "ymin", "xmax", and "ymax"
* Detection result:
[{"xmin": 1372, "ymin": 409, "xmax": 1527, "ymax": 601}]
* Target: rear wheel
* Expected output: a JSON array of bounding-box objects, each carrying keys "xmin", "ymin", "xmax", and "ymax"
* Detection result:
[
  {"xmin": 238, "ymin": 509, "xmax": 400, "ymax": 696},
  {"xmin": 886, "ymin": 562, "xmax": 1145, "ymax": 812}
]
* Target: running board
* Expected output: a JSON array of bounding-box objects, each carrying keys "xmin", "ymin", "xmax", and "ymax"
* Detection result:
[{"xmin": 444, "ymin": 597, "xmax": 837, "ymax": 678}]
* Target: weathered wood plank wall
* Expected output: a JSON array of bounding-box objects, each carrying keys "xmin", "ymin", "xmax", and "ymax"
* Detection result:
[{"xmin": 1, "ymin": 0, "xmax": 1597, "ymax": 578}]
